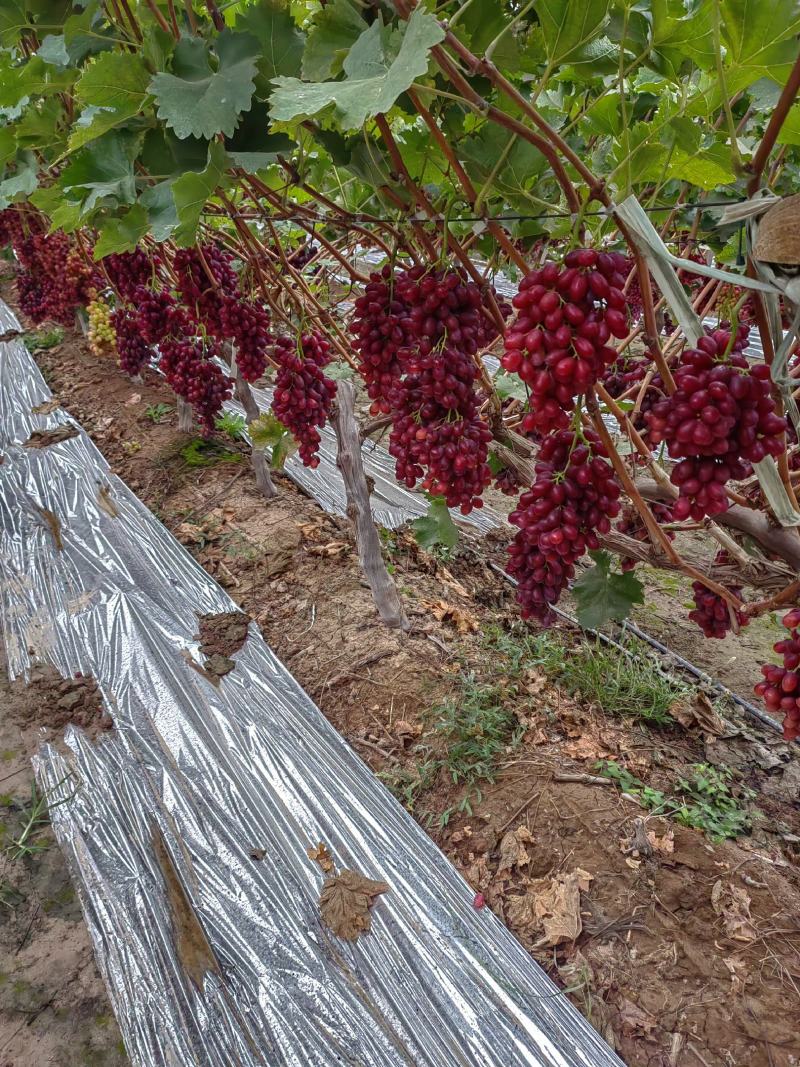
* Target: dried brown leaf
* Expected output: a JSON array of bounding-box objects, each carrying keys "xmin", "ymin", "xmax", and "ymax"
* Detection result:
[
  {"xmin": 31, "ymin": 399, "xmax": 60, "ymax": 415},
  {"xmin": 497, "ymin": 826, "xmax": 534, "ymax": 875},
  {"xmin": 711, "ymin": 880, "xmax": 757, "ymax": 942},
  {"xmin": 24, "ymin": 424, "xmax": 79, "ymax": 449},
  {"xmin": 422, "ymin": 598, "xmax": 478, "ymax": 634},
  {"xmin": 319, "ymin": 868, "xmax": 389, "ymax": 940},
  {"xmin": 36, "ymin": 506, "xmax": 63, "ymax": 551},
  {"xmin": 617, "ymin": 997, "xmax": 657, "ymax": 1038},
  {"xmin": 96, "ymin": 484, "xmax": 120, "ymax": 519},
  {"xmin": 506, "ymin": 868, "xmax": 593, "ymax": 947},
  {"xmin": 307, "ymin": 841, "xmax": 335, "ymax": 873},
  {"xmin": 668, "ymin": 692, "xmax": 726, "ymax": 735}
]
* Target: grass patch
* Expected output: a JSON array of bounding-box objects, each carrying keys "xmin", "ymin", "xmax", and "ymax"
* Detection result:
[
  {"xmin": 144, "ymin": 403, "xmax": 173, "ymax": 424},
  {"xmin": 180, "ymin": 438, "xmax": 242, "ymax": 468},
  {"xmin": 597, "ymin": 760, "xmax": 754, "ymax": 841},
  {"xmin": 483, "ymin": 624, "xmax": 689, "ymax": 726},
  {"xmin": 21, "ymin": 326, "xmax": 63, "ymax": 351}
]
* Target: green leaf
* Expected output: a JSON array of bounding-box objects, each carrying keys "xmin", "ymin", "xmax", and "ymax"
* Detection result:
[
  {"xmin": 236, "ymin": 0, "xmax": 305, "ymax": 88},
  {"xmin": 412, "ymin": 495, "xmax": 459, "ymax": 551},
  {"xmin": 573, "ymin": 550, "xmax": 644, "ymax": 629},
  {"xmin": 0, "ymin": 152, "xmax": 38, "ymax": 209},
  {"xmin": 720, "ymin": 0, "xmax": 800, "ymax": 85},
  {"xmin": 493, "ymin": 370, "xmax": 528, "ymax": 401},
  {"xmin": 224, "ymin": 101, "xmax": 293, "ymax": 171},
  {"xmin": 0, "ymin": 0, "xmax": 28, "ymax": 48},
  {"xmin": 455, "ymin": 0, "xmax": 522, "ymax": 70},
  {"xmin": 777, "ymin": 102, "xmax": 800, "ymax": 145},
  {"xmin": 171, "ymin": 141, "xmax": 227, "ymax": 246},
  {"xmin": 667, "ymin": 141, "xmax": 736, "ymax": 189},
  {"xmin": 60, "ymin": 130, "xmax": 141, "ymax": 214},
  {"xmin": 141, "ymin": 180, "xmax": 178, "ymax": 241},
  {"xmin": 532, "ymin": 0, "xmax": 610, "ymax": 66},
  {"xmin": 651, "ymin": 0, "xmax": 715, "ymax": 78},
  {"xmin": 69, "ymin": 52, "xmax": 151, "ymax": 151},
  {"xmin": 301, "ymin": 0, "xmax": 365, "ymax": 80},
  {"xmin": 93, "ymin": 205, "xmax": 149, "ymax": 258},
  {"xmin": 149, "ymin": 31, "xmax": 259, "ymax": 140},
  {"xmin": 14, "ymin": 97, "xmax": 64, "ymax": 152},
  {"xmin": 0, "ymin": 127, "xmax": 16, "ymax": 169},
  {"xmin": 248, "ymin": 412, "xmax": 297, "ymax": 468},
  {"xmin": 270, "ymin": 7, "xmax": 445, "ymax": 130}
]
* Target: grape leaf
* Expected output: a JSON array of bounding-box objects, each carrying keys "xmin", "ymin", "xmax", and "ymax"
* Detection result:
[
  {"xmin": 236, "ymin": 0, "xmax": 305, "ymax": 88},
  {"xmin": 248, "ymin": 412, "xmax": 297, "ymax": 469},
  {"xmin": 149, "ymin": 31, "xmax": 259, "ymax": 141},
  {"xmin": 301, "ymin": 0, "xmax": 366, "ymax": 80},
  {"xmin": 667, "ymin": 142, "xmax": 736, "ymax": 190},
  {"xmin": 0, "ymin": 152, "xmax": 38, "ymax": 209},
  {"xmin": 141, "ymin": 180, "xmax": 178, "ymax": 241},
  {"xmin": 60, "ymin": 130, "xmax": 141, "ymax": 214},
  {"xmin": 651, "ymin": 0, "xmax": 715, "ymax": 78},
  {"xmin": 224, "ymin": 102, "xmax": 293, "ymax": 172},
  {"xmin": 70, "ymin": 52, "xmax": 151, "ymax": 151},
  {"xmin": 532, "ymin": 0, "xmax": 610, "ymax": 66},
  {"xmin": 270, "ymin": 7, "xmax": 444, "ymax": 130},
  {"xmin": 572, "ymin": 550, "xmax": 644, "ymax": 630},
  {"xmin": 0, "ymin": 127, "xmax": 15, "ymax": 169},
  {"xmin": 93, "ymin": 205, "xmax": 148, "ymax": 258},
  {"xmin": 171, "ymin": 141, "xmax": 227, "ymax": 246},
  {"xmin": 412, "ymin": 495, "xmax": 459, "ymax": 551},
  {"xmin": 720, "ymin": 0, "xmax": 800, "ymax": 85}
]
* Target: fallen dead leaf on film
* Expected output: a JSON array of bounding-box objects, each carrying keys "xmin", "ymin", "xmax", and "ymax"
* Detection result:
[
  {"xmin": 668, "ymin": 692, "xmax": 726, "ymax": 735},
  {"xmin": 506, "ymin": 868, "xmax": 593, "ymax": 948},
  {"xmin": 24, "ymin": 424, "xmax": 79, "ymax": 449},
  {"xmin": 31, "ymin": 398, "xmax": 60, "ymax": 415},
  {"xmin": 422, "ymin": 598, "xmax": 478, "ymax": 634},
  {"xmin": 307, "ymin": 841, "xmax": 335, "ymax": 873},
  {"xmin": 711, "ymin": 880, "xmax": 758, "ymax": 942},
  {"xmin": 497, "ymin": 826, "xmax": 535, "ymax": 876},
  {"xmin": 36, "ymin": 506, "xmax": 63, "ymax": 551},
  {"xmin": 319, "ymin": 868, "xmax": 389, "ymax": 940},
  {"xmin": 96, "ymin": 484, "xmax": 120, "ymax": 518}
]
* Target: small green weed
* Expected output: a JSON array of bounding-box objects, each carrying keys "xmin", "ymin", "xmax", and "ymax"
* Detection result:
[
  {"xmin": 214, "ymin": 411, "xmax": 247, "ymax": 440},
  {"xmin": 144, "ymin": 403, "xmax": 173, "ymax": 424},
  {"xmin": 596, "ymin": 760, "xmax": 753, "ymax": 841},
  {"xmin": 22, "ymin": 327, "xmax": 63, "ymax": 351},
  {"xmin": 180, "ymin": 438, "xmax": 243, "ymax": 468},
  {"xmin": 5, "ymin": 777, "xmax": 76, "ymax": 861},
  {"xmin": 379, "ymin": 760, "xmax": 438, "ymax": 813}
]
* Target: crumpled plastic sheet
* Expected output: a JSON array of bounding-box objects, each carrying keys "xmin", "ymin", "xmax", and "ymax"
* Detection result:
[{"xmin": 0, "ymin": 312, "xmax": 623, "ymax": 1066}]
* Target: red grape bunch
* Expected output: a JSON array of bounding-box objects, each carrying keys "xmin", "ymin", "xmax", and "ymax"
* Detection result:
[
  {"xmin": 688, "ymin": 552, "xmax": 748, "ymax": 638},
  {"xmin": 104, "ymin": 249, "xmax": 157, "ymax": 302},
  {"xmin": 501, "ymin": 249, "xmax": 630, "ymax": 436},
  {"xmin": 646, "ymin": 329, "xmax": 787, "ymax": 519},
  {"xmin": 111, "ymin": 308, "xmax": 153, "ymax": 377},
  {"xmin": 159, "ymin": 336, "xmax": 233, "ymax": 435},
  {"xmin": 271, "ymin": 331, "xmax": 337, "ymax": 467},
  {"xmin": 507, "ymin": 428, "xmax": 622, "ymax": 620},
  {"xmin": 755, "ymin": 607, "xmax": 800, "ymax": 740}
]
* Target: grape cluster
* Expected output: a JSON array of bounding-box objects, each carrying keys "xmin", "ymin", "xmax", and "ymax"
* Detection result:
[
  {"xmin": 508, "ymin": 429, "xmax": 622, "ymax": 620},
  {"xmin": 501, "ymin": 249, "xmax": 630, "ymax": 436},
  {"xmin": 174, "ymin": 244, "xmax": 270, "ymax": 381},
  {"xmin": 271, "ymin": 331, "xmax": 337, "ymax": 467},
  {"xmin": 112, "ymin": 308, "xmax": 153, "ymax": 377},
  {"xmin": 159, "ymin": 336, "xmax": 232, "ymax": 434},
  {"xmin": 87, "ymin": 296, "xmax": 115, "ymax": 357},
  {"xmin": 104, "ymin": 250, "xmax": 155, "ymax": 302},
  {"xmin": 132, "ymin": 287, "xmax": 186, "ymax": 344},
  {"xmin": 14, "ymin": 231, "xmax": 86, "ymax": 325},
  {"xmin": 615, "ymin": 501, "xmax": 675, "ymax": 571},
  {"xmin": 351, "ymin": 266, "xmax": 497, "ymax": 510},
  {"xmin": 688, "ymin": 552, "xmax": 748, "ymax": 638},
  {"xmin": 646, "ymin": 329, "xmax": 787, "ymax": 519},
  {"xmin": 493, "ymin": 464, "xmax": 523, "ymax": 496},
  {"xmin": 755, "ymin": 607, "xmax": 800, "ymax": 741}
]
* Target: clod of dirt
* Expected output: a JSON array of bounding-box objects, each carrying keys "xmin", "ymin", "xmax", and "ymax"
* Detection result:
[
  {"xmin": 10, "ymin": 667, "xmax": 114, "ymax": 747},
  {"xmin": 195, "ymin": 610, "xmax": 250, "ymax": 663},
  {"xmin": 204, "ymin": 653, "xmax": 236, "ymax": 678},
  {"xmin": 24, "ymin": 424, "xmax": 79, "ymax": 449},
  {"xmin": 319, "ymin": 868, "xmax": 389, "ymax": 940},
  {"xmin": 249, "ymin": 847, "xmax": 266, "ymax": 861}
]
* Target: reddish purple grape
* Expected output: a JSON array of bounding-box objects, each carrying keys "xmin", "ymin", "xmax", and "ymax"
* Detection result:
[{"xmin": 755, "ymin": 607, "xmax": 800, "ymax": 740}]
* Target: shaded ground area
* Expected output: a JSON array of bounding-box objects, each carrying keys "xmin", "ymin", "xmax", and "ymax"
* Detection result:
[{"xmin": 3, "ymin": 281, "xmax": 800, "ymax": 1066}]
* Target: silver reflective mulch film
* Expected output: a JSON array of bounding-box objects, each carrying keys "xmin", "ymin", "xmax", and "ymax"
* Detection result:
[{"xmin": 0, "ymin": 308, "xmax": 623, "ymax": 1066}]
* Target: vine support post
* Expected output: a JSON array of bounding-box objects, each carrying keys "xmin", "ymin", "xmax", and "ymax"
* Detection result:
[
  {"xmin": 177, "ymin": 398, "xmax": 194, "ymax": 434},
  {"xmin": 331, "ymin": 380, "xmax": 410, "ymax": 631},
  {"xmin": 231, "ymin": 364, "xmax": 278, "ymax": 501}
]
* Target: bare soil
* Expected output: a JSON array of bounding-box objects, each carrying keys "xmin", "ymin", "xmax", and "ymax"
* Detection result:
[{"xmin": 4, "ymin": 279, "xmax": 800, "ymax": 1067}]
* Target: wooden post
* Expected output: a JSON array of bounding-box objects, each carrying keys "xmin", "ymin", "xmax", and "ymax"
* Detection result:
[
  {"xmin": 233, "ymin": 367, "xmax": 277, "ymax": 500},
  {"xmin": 332, "ymin": 381, "xmax": 409, "ymax": 631},
  {"xmin": 177, "ymin": 397, "xmax": 194, "ymax": 433}
]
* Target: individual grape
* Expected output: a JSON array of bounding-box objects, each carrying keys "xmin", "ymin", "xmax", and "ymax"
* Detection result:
[
  {"xmin": 112, "ymin": 307, "xmax": 153, "ymax": 377},
  {"xmin": 755, "ymin": 607, "xmax": 800, "ymax": 741},
  {"xmin": 646, "ymin": 329, "xmax": 786, "ymax": 518},
  {"xmin": 501, "ymin": 249, "xmax": 631, "ymax": 436},
  {"xmin": 688, "ymin": 552, "xmax": 748, "ymax": 638},
  {"xmin": 271, "ymin": 331, "xmax": 337, "ymax": 467},
  {"xmin": 507, "ymin": 428, "xmax": 622, "ymax": 620}
]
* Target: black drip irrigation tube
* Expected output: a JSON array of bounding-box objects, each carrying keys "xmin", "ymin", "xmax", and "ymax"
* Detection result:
[{"xmin": 488, "ymin": 562, "xmax": 789, "ymax": 740}]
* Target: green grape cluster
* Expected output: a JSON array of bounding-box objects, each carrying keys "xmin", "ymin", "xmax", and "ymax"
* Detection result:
[{"xmin": 87, "ymin": 294, "xmax": 116, "ymax": 357}]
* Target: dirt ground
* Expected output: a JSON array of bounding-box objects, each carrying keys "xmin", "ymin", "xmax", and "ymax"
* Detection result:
[{"xmin": 3, "ymin": 277, "xmax": 800, "ymax": 1067}]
